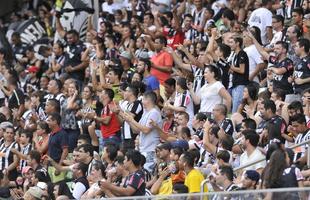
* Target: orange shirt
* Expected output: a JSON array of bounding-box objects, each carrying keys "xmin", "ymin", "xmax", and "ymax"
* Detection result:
[{"xmin": 150, "ymin": 51, "xmax": 173, "ymax": 84}]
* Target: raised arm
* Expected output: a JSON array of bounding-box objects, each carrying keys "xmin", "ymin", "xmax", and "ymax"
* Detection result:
[
  {"xmin": 246, "ymin": 31, "xmax": 270, "ymax": 61},
  {"xmin": 165, "ymin": 47, "xmax": 192, "ymax": 71},
  {"xmin": 203, "ymin": 121, "xmax": 217, "ymax": 155},
  {"xmin": 55, "ymin": 16, "xmax": 66, "ymax": 39}
]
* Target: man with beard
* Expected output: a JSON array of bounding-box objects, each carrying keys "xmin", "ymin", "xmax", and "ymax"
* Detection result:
[
  {"xmin": 250, "ymin": 32, "xmax": 294, "ymax": 94},
  {"xmin": 258, "ymin": 99, "xmax": 287, "ymax": 142},
  {"xmin": 136, "ymin": 58, "xmax": 160, "ymax": 97}
]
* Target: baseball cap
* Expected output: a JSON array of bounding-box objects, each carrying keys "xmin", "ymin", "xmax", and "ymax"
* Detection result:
[
  {"xmin": 119, "ymin": 51, "xmax": 132, "ymax": 60},
  {"xmin": 170, "ymin": 140, "xmax": 189, "ymax": 150},
  {"xmin": 26, "ymin": 66, "xmax": 39, "ymax": 73},
  {"xmin": 244, "ymin": 170, "xmax": 260, "ymax": 183}
]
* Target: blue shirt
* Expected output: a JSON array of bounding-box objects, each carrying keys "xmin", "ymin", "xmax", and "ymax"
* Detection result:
[
  {"xmin": 143, "ymin": 75, "xmax": 160, "ymax": 92},
  {"xmin": 48, "ymin": 128, "xmax": 68, "ymax": 163}
]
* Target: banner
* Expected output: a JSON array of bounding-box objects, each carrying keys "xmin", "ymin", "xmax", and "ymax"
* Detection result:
[
  {"xmin": 59, "ymin": 0, "xmax": 95, "ymax": 41},
  {"xmin": 16, "ymin": 18, "xmax": 47, "ymax": 45}
]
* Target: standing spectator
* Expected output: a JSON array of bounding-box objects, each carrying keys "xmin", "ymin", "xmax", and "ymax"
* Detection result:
[
  {"xmin": 293, "ymin": 38, "xmax": 310, "ymax": 94},
  {"xmin": 123, "ymin": 91, "xmax": 162, "ymax": 171},
  {"xmin": 248, "ymin": 0, "xmax": 273, "ymax": 45},
  {"xmin": 136, "ymin": 58, "xmax": 160, "ymax": 96},
  {"xmin": 63, "ymin": 30, "xmax": 88, "ymax": 86},
  {"xmin": 250, "ymin": 32, "xmax": 294, "ymax": 95},
  {"xmin": 47, "ymin": 113, "xmax": 68, "ymax": 165},
  {"xmin": 190, "ymin": 64, "xmax": 232, "ymax": 114},
  {"xmin": 0, "ymin": 125, "xmax": 20, "ymax": 181},
  {"xmin": 229, "ymin": 36, "xmax": 249, "ymax": 113},
  {"xmin": 32, "ymin": 121, "xmax": 49, "ymax": 155},
  {"xmin": 44, "ymin": 79, "xmax": 66, "ymax": 107},
  {"xmin": 104, "ymin": 35, "xmax": 119, "ymax": 61},
  {"xmin": 61, "ymin": 81, "xmax": 82, "ymax": 152},
  {"xmin": 0, "ymin": 77, "xmax": 25, "ymax": 121},
  {"xmin": 148, "ymin": 36, "xmax": 173, "ymax": 91},
  {"xmin": 164, "ymin": 77, "xmax": 194, "ymax": 126},
  {"xmin": 286, "ymin": 25, "xmax": 302, "ymax": 65},
  {"xmin": 93, "ymin": 89, "xmax": 121, "ymax": 145},
  {"xmin": 243, "ymin": 28, "xmax": 265, "ymax": 82},
  {"xmin": 118, "ymin": 85, "xmax": 143, "ymax": 151}
]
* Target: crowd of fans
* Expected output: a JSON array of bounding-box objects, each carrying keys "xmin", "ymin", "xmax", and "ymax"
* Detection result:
[{"xmin": 0, "ymin": 0, "xmax": 310, "ymax": 199}]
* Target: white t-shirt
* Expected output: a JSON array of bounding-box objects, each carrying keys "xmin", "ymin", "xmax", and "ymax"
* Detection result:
[
  {"xmin": 269, "ymin": 30, "xmax": 283, "ymax": 48},
  {"xmin": 239, "ymin": 148, "xmax": 266, "ymax": 171},
  {"xmin": 72, "ymin": 182, "xmax": 87, "ymax": 200},
  {"xmin": 248, "ymin": 7, "xmax": 272, "ymax": 45},
  {"xmin": 244, "ymin": 45, "xmax": 264, "ymax": 83},
  {"xmin": 139, "ymin": 107, "xmax": 162, "ymax": 153},
  {"xmin": 101, "ymin": 2, "xmax": 124, "ymax": 14},
  {"xmin": 198, "ymin": 81, "xmax": 224, "ymax": 113}
]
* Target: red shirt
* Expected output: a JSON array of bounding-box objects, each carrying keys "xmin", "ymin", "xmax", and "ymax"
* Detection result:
[
  {"xmin": 150, "ymin": 51, "xmax": 173, "ymax": 84},
  {"xmin": 163, "ymin": 27, "xmax": 185, "ymax": 49},
  {"xmin": 100, "ymin": 102, "xmax": 120, "ymax": 138}
]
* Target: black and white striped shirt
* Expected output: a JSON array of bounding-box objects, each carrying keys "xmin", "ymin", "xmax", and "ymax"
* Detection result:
[
  {"xmin": 191, "ymin": 65, "xmax": 205, "ymax": 94},
  {"xmin": 44, "ymin": 93, "xmax": 66, "ymax": 108},
  {"xmin": 121, "ymin": 100, "xmax": 143, "ymax": 140},
  {"xmin": 0, "ymin": 141, "xmax": 20, "ymax": 171},
  {"xmin": 19, "ymin": 143, "xmax": 32, "ymax": 171}
]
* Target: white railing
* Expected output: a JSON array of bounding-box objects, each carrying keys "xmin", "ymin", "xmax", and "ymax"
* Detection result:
[
  {"xmin": 200, "ymin": 139, "xmax": 310, "ymax": 193},
  {"xmin": 90, "ymin": 187, "xmax": 310, "ymax": 200}
]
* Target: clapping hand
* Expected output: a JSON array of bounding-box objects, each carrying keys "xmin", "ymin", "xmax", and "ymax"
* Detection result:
[
  {"xmin": 203, "ymin": 119, "xmax": 211, "ymax": 131},
  {"xmin": 149, "ymin": 119, "xmax": 158, "ymax": 128},
  {"xmin": 65, "ymin": 65, "xmax": 74, "ymax": 73},
  {"xmin": 176, "ymin": 44, "xmax": 187, "ymax": 52},
  {"xmin": 123, "ymin": 112, "xmax": 134, "ymax": 122}
]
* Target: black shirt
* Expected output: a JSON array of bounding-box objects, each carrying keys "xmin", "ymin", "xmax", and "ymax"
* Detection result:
[
  {"xmin": 8, "ymin": 88, "xmax": 25, "ymax": 110},
  {"xmin": 219, "ymin": 118, "xmax": 234, "ymax": 136},
  {"xmin": 264, "ymin": 115, "xmax": 287, "ymax": 143},
  {"xmin": 232, "ymin": 50, "xmax": 249, "ymax": 87},
  {"xmin": 64, "ymin": 41, "xmax": 86, "ymax": 81},
  {"xmin": 294, "ymin": 55, "xmax": 310, "ymax": 94},
  {"xmin": 123, "ymin": 169, "xmax": 146, "ymax": 196},
  {"xmin": 216, "ymin": 58, "xmax": 230, "ymax": 89},
  {"xmin": 269, "ymin": 56, "xmax": 294, "ymax": 94}
]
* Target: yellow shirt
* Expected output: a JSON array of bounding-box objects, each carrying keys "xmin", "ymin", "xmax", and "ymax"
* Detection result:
[
  {"xmin": 112, "ymin": 85, "xmax": 122, "ymax": 102},
  {"xmin": 184, "ymin": 169, "xmax": 207, "ymax": 193},
  {"xmin": 158, "ymin": 178, "xmax": 173, "ymax": 195}
]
